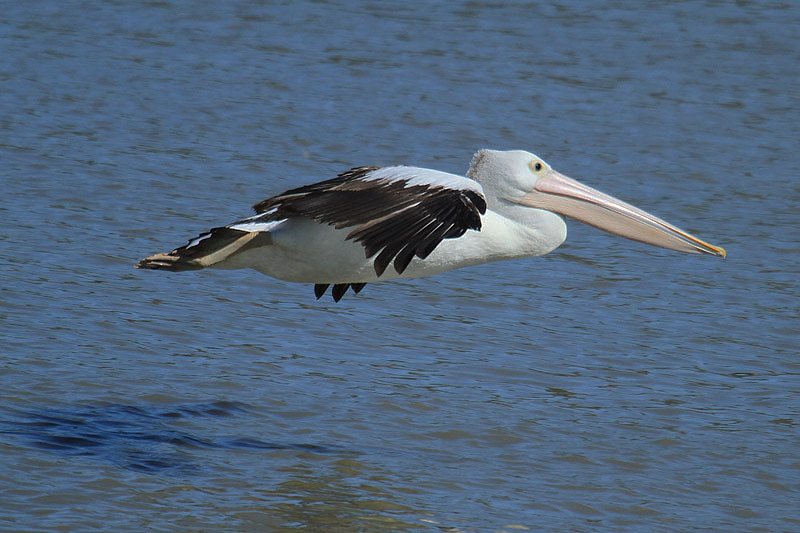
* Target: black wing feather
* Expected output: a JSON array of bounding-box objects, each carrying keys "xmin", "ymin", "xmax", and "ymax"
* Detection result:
[
  {"xmin": 314, "ymin": 283, "xmax": 330, "ymax": 299},
  {"xmin": 350, "ymin": 283, "xmax": 366, "ymax": 294},
  {"xmin": 331, "ymin": 283, "xmax": 349, "ymax": 302},
  {"xmin": 250, "ymin": 166, "xmax": 487, "ymax": 278}
]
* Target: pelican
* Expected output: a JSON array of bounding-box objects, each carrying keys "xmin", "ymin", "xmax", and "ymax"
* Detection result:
[{"xmin": 137, "ymin": 149, "xmax": 725, "ymax": 301}]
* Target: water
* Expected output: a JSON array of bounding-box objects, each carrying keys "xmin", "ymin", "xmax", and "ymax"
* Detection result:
[{"xmin": 2, "ymin": 1, "xmax": 798, "ymax": 531}]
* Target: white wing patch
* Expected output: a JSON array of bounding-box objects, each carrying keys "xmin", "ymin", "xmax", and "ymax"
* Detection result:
[
  {"xmin": 363, "ymin": 166, "xmax": 484, "ymax": 193},
  {"xmin": 186, "ymin": 233, "xmax": 213, "ymax": 249},
  {"xmin": 226, "ymin": 208, "xmax": 283, "ymax": 233},
  {"xmin": 228, "ymin": 219, "xmax": 285, "ymax": 233}
]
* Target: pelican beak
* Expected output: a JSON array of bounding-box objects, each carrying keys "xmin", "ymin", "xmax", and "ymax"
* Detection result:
[{"xmin": 518, "ymin": 170, "xmax": 726, "ymax": 257}]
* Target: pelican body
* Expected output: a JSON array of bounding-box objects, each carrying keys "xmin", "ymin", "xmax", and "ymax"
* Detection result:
[{"xmin": 138, "ymin": 150, "xmax": 725, "ymax": 301}]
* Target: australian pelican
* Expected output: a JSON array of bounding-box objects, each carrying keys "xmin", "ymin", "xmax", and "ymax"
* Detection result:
[{"xmin": 137, "ymin": 149, "xmax": 725, "ymax": 301}]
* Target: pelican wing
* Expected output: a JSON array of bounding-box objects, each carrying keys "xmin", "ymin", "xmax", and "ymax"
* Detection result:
[{"xmin": 251, "ymin": 166, "xmax": 487, "ymax": 276}]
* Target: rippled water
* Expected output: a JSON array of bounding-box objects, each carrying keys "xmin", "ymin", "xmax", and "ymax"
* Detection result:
[{"xmin": 2, "ymin": 1, "xmax": 798, "ymax": 531}]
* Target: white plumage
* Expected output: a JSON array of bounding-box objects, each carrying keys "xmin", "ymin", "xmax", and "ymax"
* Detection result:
[{"xmin": 138, "ymin": 149, "xmax": 725, "ymax": 301}]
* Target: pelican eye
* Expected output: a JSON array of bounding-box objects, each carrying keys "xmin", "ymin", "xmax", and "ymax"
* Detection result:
[{"xmin": 529, "ymin": 160, "xmax": 544, "ymax": 173}]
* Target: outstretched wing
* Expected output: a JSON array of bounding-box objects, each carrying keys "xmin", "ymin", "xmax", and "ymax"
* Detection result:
[{"xmin": 249, "ymin": 165, "xmax": 487, "ymax": 277}]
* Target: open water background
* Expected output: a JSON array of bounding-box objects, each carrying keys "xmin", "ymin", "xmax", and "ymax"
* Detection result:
[{"xmin": 1, "ymin": 1, "xmax": 798, "ymax": 531}]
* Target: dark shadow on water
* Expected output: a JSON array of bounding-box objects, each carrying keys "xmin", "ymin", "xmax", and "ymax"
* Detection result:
[
  {"xmin": 2, "ymin": 404, "xmax": 452, "ymax": 530},
  {"xmin": 0, "ymin": 401, "xmax": 348, "ymax": 474}
]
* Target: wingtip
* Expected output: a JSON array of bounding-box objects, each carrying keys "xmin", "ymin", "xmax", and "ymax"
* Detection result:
[
  {"xmin": 314, "ymin": 283, "xmax": 330, "ymax": 299},
  {"xmin": 331, "ymin": 283, "xmax": 349, "ymax": 302},
  {"xmin": 313, "ymin": 282, "xmax": 367, "ymax": 301}
]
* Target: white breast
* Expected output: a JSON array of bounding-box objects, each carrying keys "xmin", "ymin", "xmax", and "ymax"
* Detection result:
[{"xmin": 214, "ymin": 209, "xmax": 567, "ymax": 284}]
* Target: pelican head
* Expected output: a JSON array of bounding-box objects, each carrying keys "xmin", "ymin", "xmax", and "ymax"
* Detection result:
[{"xmin": 470, "ymin": 149, "xmax": 726, "ymax": 257}]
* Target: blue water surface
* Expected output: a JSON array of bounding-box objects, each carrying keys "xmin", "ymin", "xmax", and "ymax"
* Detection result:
[{"xmin": 1, "ymin": 1, "xmax": 798, "ymax": 531}]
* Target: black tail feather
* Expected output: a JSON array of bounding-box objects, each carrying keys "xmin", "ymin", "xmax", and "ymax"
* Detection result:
[
  {"xmin": 136, "ymin": 253, "xmax": 205, "ymax": 271},
  {"xmin": 137, "ymin": 227, "xmax": 271, "ymax": 272}
]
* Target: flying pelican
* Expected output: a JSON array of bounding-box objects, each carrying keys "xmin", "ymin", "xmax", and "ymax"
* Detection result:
[{"xmin": 137, "ymin": 149, "xmax": 725, "ymax": 301}]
